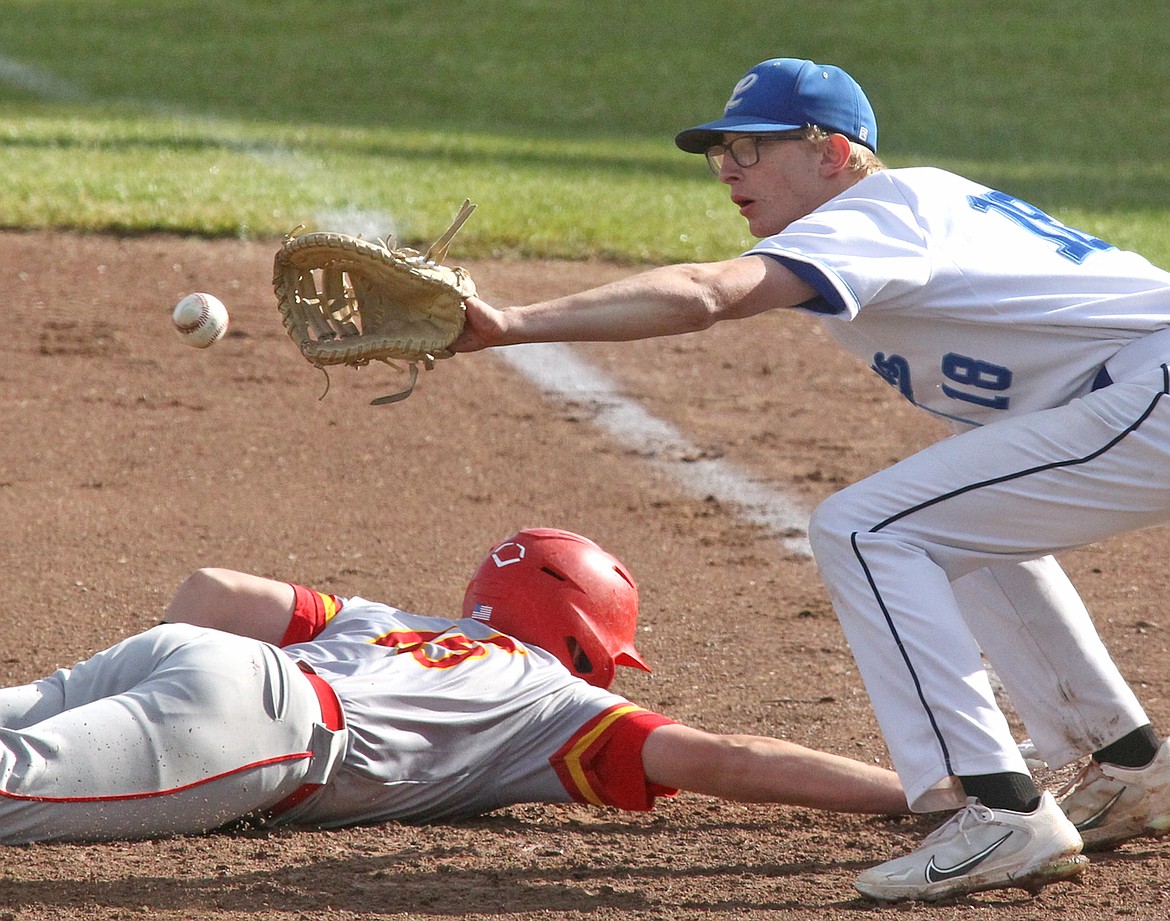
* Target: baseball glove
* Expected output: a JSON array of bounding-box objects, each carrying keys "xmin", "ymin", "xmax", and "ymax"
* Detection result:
[{"xmin": 273, "ymin": 199, "xmax": 477, "ymax": 405}]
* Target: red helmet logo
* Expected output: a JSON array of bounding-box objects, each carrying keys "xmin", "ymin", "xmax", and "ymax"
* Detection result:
[
  {"xmin": 462, "ymin": 528, "xmax": 650, "ymax": 689},
  {"xmin": 490, "ymin": 542, "xmax": 526, "ymax": 567}
]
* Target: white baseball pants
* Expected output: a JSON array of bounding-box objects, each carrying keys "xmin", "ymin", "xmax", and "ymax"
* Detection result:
[
  {"xmin": 0, "ymin": 624, "xmax": 338, "ymax": 843},
  {"xmin": 809, "ymin": 365, "xmax": 1170, "ymax": 812}
]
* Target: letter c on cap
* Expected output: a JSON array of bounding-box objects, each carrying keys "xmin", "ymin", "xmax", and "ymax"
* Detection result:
[{"xmin": 724, "ymin": 73, "xmax": 758, "ymax": 112}]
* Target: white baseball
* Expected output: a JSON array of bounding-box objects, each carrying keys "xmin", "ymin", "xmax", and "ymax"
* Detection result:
[{"xmin": 172, "ymin": 293, "xmax": 229, "ymax": 348}]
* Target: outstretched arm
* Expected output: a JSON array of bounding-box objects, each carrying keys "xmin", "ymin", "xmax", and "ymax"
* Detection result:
[
  {"xmin": 641, "ymin": 723, "xmax": 907, "ymax": 815},
  {"xmin": 163, "ymin": 568, "xmax": 295, "ymax": 645},
  {"xmin": 451, "ymin": 254, "xmax": 815, "ymax": 351}
]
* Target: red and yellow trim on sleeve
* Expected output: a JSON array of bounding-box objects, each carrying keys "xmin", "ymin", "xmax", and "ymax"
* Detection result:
[
  {"xmin": 280, "ymin": 584, "xmax": 344, "ymax": 646},
  {"xmin": 550, "ymin": 704, "xmax": 678, "ymax": 812}
]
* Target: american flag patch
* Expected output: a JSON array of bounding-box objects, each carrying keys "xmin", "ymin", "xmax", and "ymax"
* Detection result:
[{"xmin": 470, "ymin": 603, "xmax": 493, "ymax": 621}]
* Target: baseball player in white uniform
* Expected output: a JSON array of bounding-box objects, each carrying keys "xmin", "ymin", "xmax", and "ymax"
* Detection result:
[
  {"xmin": 0, "ymin": 528, "xmax": 906, "ymax": 844},
  {"xmin": 452, "ymin": 58, "xmax": 1170, "ymax": 901}
]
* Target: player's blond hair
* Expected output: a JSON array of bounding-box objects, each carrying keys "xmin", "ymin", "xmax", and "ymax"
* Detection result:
[{"xmin": 802, "ymin": 126, "xmax": 886, "ymax": 177}]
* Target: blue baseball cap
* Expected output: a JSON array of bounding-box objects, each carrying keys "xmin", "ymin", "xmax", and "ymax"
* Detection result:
[{"xmin": 675, "ymin": 58, "xmax": 877, "ymax": 154}]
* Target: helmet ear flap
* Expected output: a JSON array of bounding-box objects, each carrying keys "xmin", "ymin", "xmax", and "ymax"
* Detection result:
[{"xmin": 565, "ymin": 636, "xmax": 595, "ymax": 678}]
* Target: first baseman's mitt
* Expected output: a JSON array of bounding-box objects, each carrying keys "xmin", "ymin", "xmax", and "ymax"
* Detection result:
[{"xmin": 273, "ymin": 199, "xmax": 477, "ymax": 405}]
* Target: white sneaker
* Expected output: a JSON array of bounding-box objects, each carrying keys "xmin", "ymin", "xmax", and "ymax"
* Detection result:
[
  {"xmin": 854, "ymin": 792, "xmax": 1087, "ymax": 902},
  {"xmin": 1059, "ymin": 739, "xmax": 1170, "ymax": 850}
]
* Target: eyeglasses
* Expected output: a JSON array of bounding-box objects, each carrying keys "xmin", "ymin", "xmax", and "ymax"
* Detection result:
[{"xmin": 705, "ymin": 134, "xmax": 807, "ymax": 175}]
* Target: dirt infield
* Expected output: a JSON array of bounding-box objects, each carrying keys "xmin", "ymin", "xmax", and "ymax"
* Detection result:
[{"xmin": 2, "ymin": 231, "xmax": 1170, "ymax": 919}]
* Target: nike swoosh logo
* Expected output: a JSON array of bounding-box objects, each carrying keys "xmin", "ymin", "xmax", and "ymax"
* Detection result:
[
  {"xmin": 1073, "ymin": 789, "xmax": 1125, "ymax": 831},
  {"xmin": 924, "ymin": 832, "xmax": 1013, "ymax": 882}
]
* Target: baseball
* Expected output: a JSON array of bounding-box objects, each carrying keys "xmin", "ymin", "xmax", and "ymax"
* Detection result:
[{"xmin": 172, "ymin": 292, "xmax": 229, "ymax": 348}]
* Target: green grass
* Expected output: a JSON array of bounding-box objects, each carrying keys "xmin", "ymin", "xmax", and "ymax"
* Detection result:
[{"xmin": 1, "ymin": 0, "xmax": 1169, "ymax": 264}]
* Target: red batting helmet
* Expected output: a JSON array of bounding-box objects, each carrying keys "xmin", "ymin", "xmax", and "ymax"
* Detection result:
[{"xmin": 461, "ymin": 528, "xmax": 650, "ymax": 689}]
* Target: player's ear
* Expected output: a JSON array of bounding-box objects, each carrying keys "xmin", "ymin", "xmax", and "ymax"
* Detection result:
[{"xmin": 818, "ymin": 133, "xmax": 853, "ymax": 176}]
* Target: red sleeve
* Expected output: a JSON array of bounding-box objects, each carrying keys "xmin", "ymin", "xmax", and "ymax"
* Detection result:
[
  {"xmin": 550, "ymin": 704, "xmax": 679, "ymax": 811},
  {"xmin": 280, "ymin": 584, "xmax": 345, "ymax": 646}
]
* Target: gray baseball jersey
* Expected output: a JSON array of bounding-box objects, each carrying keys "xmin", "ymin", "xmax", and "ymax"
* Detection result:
[
  {"xmin": 0, "ymin": 586, "xmax": 673, "ymax": 844},
  {"xmin": 751, "ymin": 167, "xmax": 1170, "ymax": 811},
  {"xmin": 272, "ymin": 584, "xmax": 675, "ymax": 828}
]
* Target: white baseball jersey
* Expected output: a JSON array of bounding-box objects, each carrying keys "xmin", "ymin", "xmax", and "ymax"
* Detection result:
[
  {"xmin": 750, "ymin": 167, "xmax": 1170, "ymax": 427},
  {"xmin": 749, "ymin": 167, "xmax": 1170, "ymax": 811}
]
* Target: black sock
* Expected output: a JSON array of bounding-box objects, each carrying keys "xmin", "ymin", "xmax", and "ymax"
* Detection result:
[
  {"xmin": 1094, "ymin": 724, "xmax": 1161, "ymax": 768},
  {"xmin": 958, "ymin": 772, "xmax": 1041, "ymax": 812}
]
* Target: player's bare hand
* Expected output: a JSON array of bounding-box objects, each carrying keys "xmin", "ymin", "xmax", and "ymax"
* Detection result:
[{"xmin": 452, "ymin": 294, "xmax": 509, "ymax": 352}]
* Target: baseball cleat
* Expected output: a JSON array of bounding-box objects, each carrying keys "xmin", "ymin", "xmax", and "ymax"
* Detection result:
[
  {"xmin": 854, "ymin": 792, "xmax": 1087, "ymax": 902},
  {"xmin": 1059, "ymin": 739, "xmax": 1170, "ymax": 850}
]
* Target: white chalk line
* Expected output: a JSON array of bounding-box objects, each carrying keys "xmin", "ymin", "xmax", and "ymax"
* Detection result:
[
  {"xmin": 1, "ymin": 52, "xmax": 813, "ymax": 554},
  {"xmin": 0, "ymin": 54, "xmax": 88, "ymax": 101},
  {"xmin": 0, "ymin": 52, "xmax": 394, "ymax": 240},
  {"xmin": 498, "ymin": 344, "xmax": 812, "ymax": 555}
]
